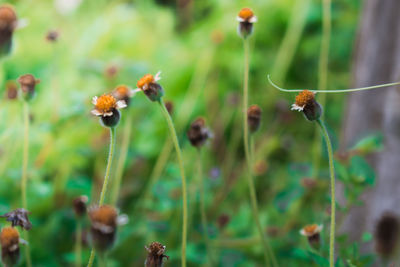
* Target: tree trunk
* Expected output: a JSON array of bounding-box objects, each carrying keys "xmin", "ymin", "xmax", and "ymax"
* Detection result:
[{"xmin": 340, "ymin": 0, "xmax": 400, "ymax": 254}]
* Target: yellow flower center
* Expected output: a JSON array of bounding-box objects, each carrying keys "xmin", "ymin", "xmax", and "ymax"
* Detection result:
[
  {"xmin": 238, "ymin": 8, "xmax": 254, "ymax": 20},
  {"xmin": 89, "ymin": 205, "xmax": 117, "ymax": 226},
  {"xmin": 0, "ymin": 227, "xmax": 19, "ymax": 248},
  {"xmin": 303, "ymin": 224, "xmax": 319, "ymax": 235},
  {"xmin": 137, "ymin": 74, "xmax": 154, "ymax": 89},
  {"xmin": 295, "ymin": 90, "xmax": 315, "ymax": 107},
  {"xmin": 95, "ymin": 94, "xmax": 117, "ymax": 113}
]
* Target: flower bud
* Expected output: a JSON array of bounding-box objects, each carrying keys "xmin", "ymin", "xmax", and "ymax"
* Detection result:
[
  {"xmin": 17, "ymin": 74, "xmax": 40, "ymax": 101},
  {"xmin": 88, "ymin": 205, "xmax": 118, "ymax": 252},
  {"xmin": 0, "ymin": 5, "xmax": 17, "ymax": 58},
  {"xmin": 291, "ymin": 90, "xmax": 322, "ymax": 121},
  {"xmin": 300, "ymin": 224, "xmax": 323, "ymax": 250},
  {"xmin": 136, "ymin": 72, "xmax": 164, "ymax": 102},
  {"xmin": 247, "ymin": 104, "xmax": 262, "ymax": 133},
  {"xmin": 0, "ymin": 227, "xmax": 20, "ymax": 267},
  {"xmin": 237, "ymin": 8, "xmax": 257, "ymax": 39},
  {"xmin": 91, "ymin": 94, "xmax": 127, "ymax": 128},
  {"xmin": 187, "ymin": 117, "xmax": 211, "ymax": 148},
  {"xmin": 45, "ymin": 30, "xmax": 59, "ymax": 42},
  {"xmin": 375, "ymin": 212, "xmax": 400, "ymax": 259},
  {"xmin": 73, "ymin": 195, "xmax": 88, "ymax": 218},
  {"xmin": 112, "ymin": 85, "xmax": 134, "ymax": 107},
  {"xmin": 145, "ymin": 242, "xmax": 169, "ymax": 267}
]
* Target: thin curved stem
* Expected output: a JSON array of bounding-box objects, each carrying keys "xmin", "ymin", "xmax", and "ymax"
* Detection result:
[
  {"xmin": 21, "ymin": 101, "xmax": 32, "ymax": 267},
  {"xmin": 267, "ymin": 75, "xmax": 400, "ymax": 93},
  {"xmin": 87, "ymin": 126, "xmax": 116, "ymax": 267},
  {"xmin": 111, "ymin": 113, "xmax": 132, "ymax": 205},
  {"xmin": 197, "ymin": 150, "xmax": 213, "ymax": 266},
  {"xmin": 75, "ymin": 221, "xmax": 82, "ymax": 267},
  {"xmin": 158, "ymin": 99, "xmax": 187, "ymax": 267},
  {"xmin": 316, "ymin": 119, "xmax": 336, "ymax": 267}
]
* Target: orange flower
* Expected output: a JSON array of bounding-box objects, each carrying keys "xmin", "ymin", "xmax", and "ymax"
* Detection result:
[
  {"xmin": 292, "ymin": 90, "xmax": 316, "ymax": 111},
  {"xmin": 136, "ymin": 72, "xmax": 162, "ymax": 91},
  {"xmin": 237, "ymin": 7, "xmax": 257, "ymax": 23},
  {"xmin": 135, "ymin": 72, "xmax": 164, "ymax": 102},
  {"xmin": 300, "ymin": 224, "xmax": 323, "ymax": 237},
  {"xmin": 91, "ymin": 94, "xmax": 126, "ymax": 117}
]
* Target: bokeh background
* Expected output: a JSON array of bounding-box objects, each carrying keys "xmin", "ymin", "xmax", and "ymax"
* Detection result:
[{"xmin": 1, "ymin": 0, "xmax": 398, "ymax": 266}]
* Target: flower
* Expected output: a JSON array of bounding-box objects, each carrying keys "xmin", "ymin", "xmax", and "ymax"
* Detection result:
[
  {"xmin": 0, "ymin": 5, "xmax": 17, "ymax": 57},
  {"xmin": 91, "ymin": 94, "xmax": 126, "ymax": 127},
  {"xmin": 0, "ymin": 227, "xmax": 20, "ymax": 267},
  {"xmin": 18, "ymin": 74, "xmax": 40, "ymax": 101},
  {"xmin": 145, "ymin": 241, "xmax": 169, "ymax": 267},
  {"xmin": 187, "ymin": 117, "xmax": 211, "ymax": 148},
  {"xmin": 291, "ymin": 90, "xmax": 322, "ymax": 121},
  {"xmin": 300, "ymin": 224, "xmax": 323, "ymax": 249},
  {"xmin": 88, "ymin": 205, "xmax": 118, "ymax": 252},
  {"xmin": 247, "ymin": 104, "xmax": 262, "ymax": 133},
  {"xmin": 0, "ymin": 209, "xmax": 32, "ymax": 231},
  {"xmin": 135, "ymin": 72, "xmax": 164, "ymax": 102},
  {"xmin": 237, "ymin": 8, "xmax": 257, "ymax": 38},
  {"xmin": 375, "ymin": 212, "xmax": 400, "ymax": 259},
  {"xmin": 112, "ymin": 85, "xmax": 135, "ymax": 106},
  {"xmin": 73, "ymin": 195, "xmax": 88, "ymax": 218}
]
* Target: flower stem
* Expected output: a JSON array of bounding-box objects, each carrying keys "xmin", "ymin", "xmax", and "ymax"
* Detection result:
[
  {"xmin": 111, "ymin": 112, "xmax": 132, "ymax": 205},
  {"xmin": 75, "ymin": 221, "xmax": 82, "ymax": 267},
  {"xmin": 21, "ymin": 101, "xmax": 32, "ymax": 267},
  {"xmin": 316, "ymin": 119, "xmax": 335, "ymax": 267},
  {"xmin": 87, "ymin": 126, "xmax": 116, "ymax": 267},
  {"xmin": 158, "ymin": 99, "xmax": 187, "ymax": 267},
  {"xmin": 197, "ymin": 150, "xmax": 213, "ymax": 266},
  {"xmin": 242, "ymin": 39, "xmax": 276, "ymax": 267}
]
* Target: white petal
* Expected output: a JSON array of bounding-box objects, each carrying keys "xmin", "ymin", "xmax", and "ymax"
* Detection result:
[
  {"xmin": 117, "ymin": 100, "xmax": 127, "ymax": 109},
  {"xmin": 299, "ymin": 229, "xmax": 306, "ymax": 236},
  {"xmin": 92, "ymin": 96, "xmax": 98, "ymax": 105},
  {"xmin": 91, "ymin": 109, "xmax": 102, "ymax": 116},
  {"xmin": 130, "ymin": 88, "xmax": 141, "ymax": 96},
  {"xmin": 103, "ymin": 112, "xmax": 113, "ymax": 117},
  {"xmin": 16, "ymin": 18, "xmax": 29, "ymax": 30},
  {"xmin": 249, "ymin": 16, "xmax": 257, "ymax": 23},
  {"xmin": 236, "ymin": 16, "xmax": 245, "ymax": 22},
  {"xmin": 291, "ymin": 104, "xmax": 304, "ymax": 111},
  {"xmin": 154, "ymin": 71, "xmax": 162, "ymax": 81},
  {"xmin": 117, "ymin": 214, "xmax": 129, "ymax": 226},
  {"xmin": 19, "ymin": 238, "xmax": 28, "ymax": 246},
  {"xmin": 316, "ymin": 224, "xmax": 323, "ymax": 232}
]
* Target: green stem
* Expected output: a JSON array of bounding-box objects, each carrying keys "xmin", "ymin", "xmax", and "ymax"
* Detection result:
[
  {"xmin": 111, "ymin": 113, "xmax": 132, "ymax": 205},
  {"xmin": 21, "ymin": 101, "xmax": 32, "ymax": 267},
  {"xmin": 198, "ymin": 150, "xmax": 213, "ymax": 266},
  {"xmin": 267, "ymin": 75, "xmax": 400, "ymax": 93},
  {"xmin": 87, "ymin": 126, "xmax": 116, "ymax": 267},
  {"xmin": 75, "ymin": 221, "xmax": 82, "ymax": 267},
  {"xmin": 316, "ymin": 119, "xmax": 335, "ymax": 267},
  {"xmin": 158, "ymin": 99, "xmax": 187, "ymax": 267},
  {"xmin": 242, "ymin": 39, "xmax": 277, "ymax": 267}
]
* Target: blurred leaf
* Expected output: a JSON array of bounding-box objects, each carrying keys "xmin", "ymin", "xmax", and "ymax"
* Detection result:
[
  {"xmin": 351, "ymin": 133, "xmax": 383, "ymax": 154},
  {"xmin": 349, "ymin": 156, "xmax": 375, "ymax": 185}
]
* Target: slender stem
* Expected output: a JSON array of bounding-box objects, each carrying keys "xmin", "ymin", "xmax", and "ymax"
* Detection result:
[
  {"xmin": 316, "ymin": 119, "xmax": 336, "ymax": 267},
  {"xmin": 87, "ymin": 126, "xmax": 116, "ymax": 267},
  {"xmin": 197, "ymin": 150, "xmax": 213, "ymax": 266},
  {"xmin": 111, "ymin": 112, "xmax": 132, "ymax": 205},
  {"xmin": 21, "ymin": 101, "xmax": 32, "ymax": 267},
  {"xmin": 267, "ymin": 75, "xmax": 400, "ymax": 93},
  {"xmin": 158, "ymin": 99, "xmax": 187, "ymax": 267},
  {"xmin": 242, "ymin": 39, "xmax": 277, "ymax": 267},
  {"xmin": 75, "ymin": 221, "xmax": 82, "ymax": 267}
]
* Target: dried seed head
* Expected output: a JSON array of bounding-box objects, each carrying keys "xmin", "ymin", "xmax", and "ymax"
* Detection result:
[
  {"xmin": 136, "ymin": 72, "xmax": 164, "ymax": 102},
  {"xmin": 187, "ymin": 117, "xmax": 211, "ymax": 148},
  {"xmin": 300, "ymin": 224, "xmax": 323, "ymax": 249},
  {"xmin": 247, "ymin": 104, "xmax": 262, "ymax": 133},
  {"xmin": 88, "ymin": 205, "xmax": 118, "ymax": 252},
  {"xmin": 145, "ymin": 241, "xmax": 169, "ymax": 267},
  {"xmin": 5, "ymin": 81, "xmax": 17, "ymax": 100},
  {"xmin": 0, "ymin": 227, "xmax": 20, "ymax": 267},
  {"xmin": 291, "ymin": 90, "xmax": 322, "ymax": 121},
  {"xmin": 17, "ymin": 74, "xmax": 40, "ymax": 101},
  {"xmin": 237, "ymin": 8, "xmax": 257, "ymax": 39},
  {"xmin": 0, "ymin": 5, "xmax": 17, "ymax": 57},
  {"xmin": 112, "ymin": 85, "xmax": 134, "ymax": 106},
  {"xmin": 375, "ymin": 212, "xmax": 400, "ymax": 259},
  {"xmin": 91, "ymin": 94, "xmax": 126, "ymax": 127},
  {"xmin": 164, "ymin": 100, "xmax": 174, "ymax": 116},
  {"xmin": 45, "ymin": 30, "xmax": 59, "ymax": 42},
  {"xmin": 73, "ymin": 195, "xmax": 88, "ymax": 218},
  {"xmin": 0, "ymin": 209, "xmax": 32, "ymax": 231}
]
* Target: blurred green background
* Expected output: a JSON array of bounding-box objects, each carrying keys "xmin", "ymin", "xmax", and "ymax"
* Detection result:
[{"xmin": 0, "ymin": 0, "xmax": 380, "ymax": 266}]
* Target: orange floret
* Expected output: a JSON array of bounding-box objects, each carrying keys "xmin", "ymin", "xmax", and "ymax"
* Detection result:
[
  {"xmin": 238, "ymin": 8, "xmax": 254, "ymax": 20},
  {"xmin": 0, "ymin": 227, "xmax": 19, "ymax": 248},
  {"xmin": 95, "ymin": 94, "xmax": 117, "ymax": 113},
  {"xmin": 295, "ymin": 90, "xmax": 315, "ymax": 107},
  {"xmin": 0, "ymin": 5, "xmax": 17, "ymax": 30},
  {"xmin": 302, "ymin": 224, "xmax": 319, "ymax": 235},
  {"xmin": 89, "ymin": 205, "xmax": 117, "ymax": 227},
  {"xmin": 137, "ymin": 74, "xmax": 154, "ymax": 89},
  {"xmin": 114, "ymin": 85, "xmax": 130, "ymax": 97}
]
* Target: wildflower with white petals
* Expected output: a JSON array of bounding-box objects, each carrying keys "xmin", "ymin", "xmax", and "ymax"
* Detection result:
[
  {"xmin": 91, "ymin": 94, "xmax": 126, "ymax": 127},
  {"xmin": 135, "ymin": 72, "xmax": 164, "ymax": 102}
]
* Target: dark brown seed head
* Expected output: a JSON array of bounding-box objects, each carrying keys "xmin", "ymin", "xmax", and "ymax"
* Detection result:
[
  {"xmin": 145, "ymin": 241, "xmax": 169, "ymax": 267},
  {"xmin": 73, "ymin": 195, "xmax": 88, "ymax": 218},
  {"xmin": 0, "ymin": 209, "xmax": 32, "ymax": 231},
  {"xmin": 45, "ymin": 30, "xmax": 59, "ymax": 42},
  {"xmin": 187, "ymin": 117, "xmax": 210, "ymax": 148},
  {"xmin": 247, "ymin": 104, "xmax": 262, "ymax": 133},
  {"xmin": 17, "ymin": 74, "xmax": 40, "ymax": 101},
  {"xmin": 164, "ymin": 100, "xmax": 174, "ymax": 116},
  {"xmin": 375, "ymin": 212, "xmax": 400, "ymax": 259},
  {"xmin": 88, "ymin": 205, "xmax": 118, "ymax": 252},
  {"xmin": 0, "ymin": 227, "xmax": 20, "ymax": 267}
]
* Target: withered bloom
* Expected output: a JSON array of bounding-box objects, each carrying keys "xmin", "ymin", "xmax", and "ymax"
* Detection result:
[
  {"xmin": 112, "ymin": 85, "xmax": 134, "ymax": 107},
  {"xmin": 17, "ymin": 74, "xmax": 40, "ymax": 101},
  {"xmin": 45, "ymin": 30, "xmax": 59, "ymax": 42},
  {"xmin": 0, "ymin": 227, "xmax": 20, "ymax": 267},
  {"xmin": 300, "ymin": 224, "xmax": 323, "ymax": 249},
  {"xmin": 247, "ymin": 104, "xmax": 262, "ymax": 133},
  {"xmin": 73, "ymin": 195, "xmax": 88, "ymax": 218},
  {"xmin": 91, "ymin": 94, "xmax": 126, "ymax": 128},
  {"xmin": 291, "ymin": 90, "xmax": 322, "ymax": 121},
  {"xmin": 135, "ymin": 72, "xmax": 164, "ymax": 102},
  {"xmin": 237, "ymin": 8, "xmax": 257, "ymax": 39},
  {"xmin": 164, "ymin": 100, "xmax": 174, "ymax": 115},
  {"xmin": 88, "ymin": 205, "xmax": 118, "ymax": 252},
  {"xmin": 0, "ymin": 5, "xmax": 17, "ymax": 57},
  {"xmin": 145, "ymin": 242, "xmax": 169, "ymax": 267},
  {"xmin": 375, "ymin": 212, "xmax": 400, "ymax": 259},
  {"xmin": 5, "ymin": 81, "xmax": 17, "ymax": 100},
  {"xmin": 187, "ymin": 117, "xmax": 211, "ymax": 148},
  {"xmin": 0, "ymin": 209, "xmax": 32, "ymax": 231}
]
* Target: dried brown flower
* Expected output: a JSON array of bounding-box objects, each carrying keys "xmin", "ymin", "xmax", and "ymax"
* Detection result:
[
  {"xmin": 187, "ymin": 117, "xmax": 211, "ymax": 148},
  {"xmin": 0, "ymin": 227, "xmax": 20, "ymax": 267},
  {"xmin": 247, "ymin": 104, "xmax": 262, "ymax": 133},
  {"xmin": 17, "ymin": 74, "xmax": 40, "ymax": 101},
  {"xmin": 164, "ymin": 100, "xmax": 174, "ymax": 116},
  {"xmin": 145, "ymin": 242, "xmax": 169, "ymax": 267},
  {"xmin": 375, "ymin": 212, "xmax": 400, "ymax": 259},
  {"xmin": 0, "ymin": 209, "xmax": 32, "ymax": 231},
  {"xmin": 73, "ymin": 195, "xmax": 88, "ymax": 218},
  {"xmin": 88, "ymin": 205, "xmax": 118, "ymax": 252},
  {"xmin": 45, "ymin": 30, "xmax": 59, "ymax": 42}
]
